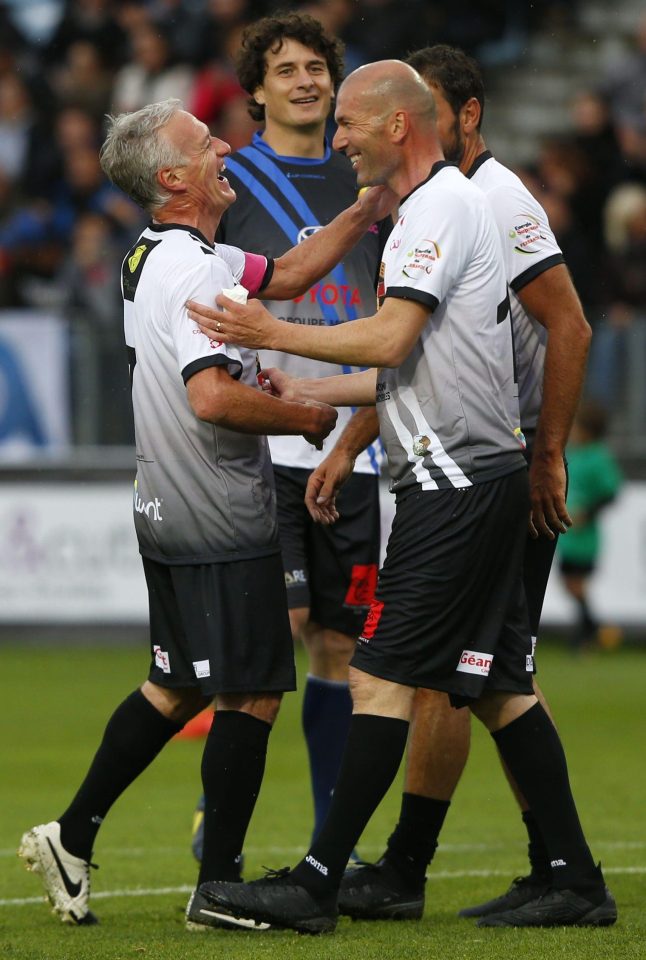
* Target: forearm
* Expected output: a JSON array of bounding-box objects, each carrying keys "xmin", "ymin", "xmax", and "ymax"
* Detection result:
[
  {"xmin": 190, "ymin": 377, "xmax": 325, "ymax": 437},
  {"xmin": 533, "ymin": 321, "xmax": 591, "ymax": 460},
  {"xmin": 286, "ymin": 368, "xmax": 377, "ymax": 406},
  {"xmin": 332, "ymin": 407, "xmax": 380, "ymax": 460},
  {"xmin": 519, "ymin": 265, "xmax": 592, "ymax": 460}
]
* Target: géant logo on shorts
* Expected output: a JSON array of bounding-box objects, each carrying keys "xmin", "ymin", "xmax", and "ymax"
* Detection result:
[{"xmin": 456, "ymin": 650, "xmax": 493, "ymax": 676}]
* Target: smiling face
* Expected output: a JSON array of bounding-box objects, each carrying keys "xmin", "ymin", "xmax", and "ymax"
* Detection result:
[
  {"xmin": 332, "ymin": 83, "xmax": 395, "ymax": 187},
  {"xmin": 254, "ymin": 38, "xmax": 334, "ymax": 136},
  {"xmin": 162, "ymin": 110, "xmax": 236, "ymax": 215}
]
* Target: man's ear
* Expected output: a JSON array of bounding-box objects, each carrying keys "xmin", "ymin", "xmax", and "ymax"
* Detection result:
[
  {"xmin": 462, "ymin": 96, "xmax": 481, "ymax": 135},
  {"xmin": 157, "ymin": 166, "xmax": 183, "ymax": 192},
  {"xmin": 390, "ymin": 109, "xmax": 409, "ymax": 142},
  {"xmin": 253, "ymin": 84, "xmax": 266, "ymax": 106}
]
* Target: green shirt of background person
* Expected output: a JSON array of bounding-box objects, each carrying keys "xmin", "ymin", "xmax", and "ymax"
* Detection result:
[{"xmin": 559, "ymin": 400, "xmax": 622, "ymax": 568}]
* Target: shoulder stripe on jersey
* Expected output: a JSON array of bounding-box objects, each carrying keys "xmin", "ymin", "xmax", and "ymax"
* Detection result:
[
  {"xmin": 182, "ymin": 354, "xmax": 242, "ymax": 385},
  {"xmin": 230, "ymin": 148, "xmax": 381, "ymax": 475},
  {"xmin": 385, "ymin": 288, "xmax": 439, "ymax": 312},
  {"xmin": 122, "ymin": 237, "xmax": 162, "ymax": 302},
  {"xmin": 510, "ymin": 253, "xmax": 565, "ymax": 293}
]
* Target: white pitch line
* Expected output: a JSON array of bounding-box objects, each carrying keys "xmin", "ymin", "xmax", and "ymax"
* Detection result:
[
  {"xmin": 2, "ymin": 866, "xmax": 645, "ymax": 909},
  {"xmin": 2, "ymin": 839, "xmax": 644, "ymax": 859}
]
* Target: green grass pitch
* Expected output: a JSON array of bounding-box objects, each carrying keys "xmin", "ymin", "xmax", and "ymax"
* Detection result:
[{"xmin": 1, "ymin": 639, "xmax": 644, "ymax": 959}]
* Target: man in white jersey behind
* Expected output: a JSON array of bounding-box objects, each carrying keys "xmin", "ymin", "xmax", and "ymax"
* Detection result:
[
  {"xmin": 187, "ymin": 61, "xmax": 615, "ymax": 934},
  {"xmin": 17, "ymin": 98, "xmax": 394, "ymax": 930},
  {"xmin": 330, "ymin": 44, "xmax": 596, "ymax": 928}
]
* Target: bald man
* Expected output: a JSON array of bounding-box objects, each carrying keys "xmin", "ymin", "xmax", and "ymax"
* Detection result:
[{"xmin": 189, "ymin": 61, "xmax": 614, "ymax": 934}]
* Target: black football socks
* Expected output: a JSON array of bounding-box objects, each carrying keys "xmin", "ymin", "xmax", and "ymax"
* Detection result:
[
  {"xmin": 302, "ymin": 675, "xmax": 353, "ymax": 840},
  {"xmin": 198, "ymin": 710, "xmax": 272, "ymax": 885},
  {"xmin": 383, "ymin": 793, "xmax": 451, "ymax": 885},
  {"xmin": 492, "ymin": 702, "xmax": 603, "ymax": 901},
  {"xmin": 291, "ymin": 714, "xmax": 410, "ymax": 899},
  {"xmin": 58, "ymin": 689, "xmax": 182, "ymax": 860}
]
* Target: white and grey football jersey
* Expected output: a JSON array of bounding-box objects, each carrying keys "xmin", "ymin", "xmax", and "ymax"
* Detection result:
[
  {"xmin": 122, "ymin": 222, "xmax": 279, "ymax": 564},
  {"xmin": 467, "ymin": 152, "xmax": 564, "ymax": 441},
  {"xmin": 377, "ymin": 162, "xmax": 525, "ymax": 496}
]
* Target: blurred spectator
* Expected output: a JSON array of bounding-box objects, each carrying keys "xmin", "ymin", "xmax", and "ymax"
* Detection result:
[
  {"xmin": 0, "ymin": 72, "xmax": 60, "ymax": 201},
  {"xmin": 297, "ymin": 0, "xmax": 366, "ymax": 73},
  {"xmin": 0, "ymin": 142, "xmax": 143, "ymax": 308},
  {"xmin": 558, "ymin": 400, "xmax": 622, "ymax": 650},
  {"xmin": 343, "ymin": 0, "xmax": 432, "ymax": 62},
  {"xmin": 111, "ymin": 20, "xmax": 194, "ymax": 115},
  {"xmin": 599, "ymin": 12, "xmax": 646, "ymax": 182},
  {"xmin": 45, "ymin": 0, "xmax": 127, "ymax": 68},
  {"xmin": 57, "ymin": 212, "xmax": 133, "ymax": 445},
  {"xmin": 2, "ymin": 0, "xmax": 65, "ymax": 50},
  {"xmin": 51, "ymin": 39, "xmax": 114, "ymax": 120},
  {"xmin": 586, "ymin": 183, "xmax": 646, "ymax": 412}
]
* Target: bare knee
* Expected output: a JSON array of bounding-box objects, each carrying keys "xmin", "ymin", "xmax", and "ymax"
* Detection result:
[
  {"xmin": 215, "ymin": 691, "xmax": 283, "ymax": 726},
  {"xmin": 141, "ymin": 681, "xmax": 210, "ymax": 725},
  {"xmin": 470, "ymin": 691, "xmax": 537, "ymax": 732},
  {"xmin": 303, "ymin": 622, "xmax": 356, "ymax": 681},
  {"xmin": 289, "ymin": 607, "xmax": 309, "ymax": 644},
  {"xmin": 349, "ymin": 667, "xmax": 415, "ymax": 720}
]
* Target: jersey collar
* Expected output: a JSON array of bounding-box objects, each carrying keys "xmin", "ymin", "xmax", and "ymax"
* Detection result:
[
  {"xmin": 465, "ymin": 150, "xmax": 493, "ymax": 179},
  {"xmin": 400, "ymin": 159, "xmax": 456, "ymax": 205},
  {"xmin": 250, "ymin": 130, "xmax": 331, "ymax": 165},
  {"xmin": 148, "ymin": 221, "xmax": 214, "ymax": 248}
]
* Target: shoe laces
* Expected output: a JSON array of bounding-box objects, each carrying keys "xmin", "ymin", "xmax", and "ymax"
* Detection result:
[{"xmin": 258, "ymin": 866, "xmax": 291, "ymax": 882}]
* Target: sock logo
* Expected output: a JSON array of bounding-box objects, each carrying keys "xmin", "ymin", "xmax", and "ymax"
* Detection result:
[
  {"xmin": 305, "ymin": 854, "xmax": 328, "ymax": 876},
  {"xmin": 550, "ymin": 858, "xmax": 567, "ymax": 868}
]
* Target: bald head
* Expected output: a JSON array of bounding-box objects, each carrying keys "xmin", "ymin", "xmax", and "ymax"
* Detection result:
[{"xmin": 340, "ymin": 60, "xmax": 436, "ymax": 124}]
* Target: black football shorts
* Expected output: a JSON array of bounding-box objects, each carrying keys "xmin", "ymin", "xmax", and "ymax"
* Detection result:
[
  {"xmin": 351, "ymin": 468, "xmax": 534, "ymax": 705},
  {"xmin": 274, "ymin": 465, "xmax": 380, "ymax": 637},
  {"xmin": 143, "ymin": 552, "xmax": 296, "ymax": 695}
]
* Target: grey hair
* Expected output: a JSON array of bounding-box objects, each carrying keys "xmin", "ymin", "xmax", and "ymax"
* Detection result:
[{"xmin": 99, "ymin": 99, "xmax": 186, "ymax": 213}]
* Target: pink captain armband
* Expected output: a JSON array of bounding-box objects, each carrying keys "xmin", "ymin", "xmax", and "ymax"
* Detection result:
[{"xmin": 240, "ymin": 252, "xmax": 270, "ymax": 297}]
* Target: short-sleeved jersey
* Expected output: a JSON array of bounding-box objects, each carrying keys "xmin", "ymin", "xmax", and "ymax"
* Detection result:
[
  {"xmin": 467, "ymin": 152, "xmax": 565, "ymax": 441},
  {"xmin": 122, "ymin": 222, "xmax": 279, "ymax": 564},
  {"xmin": 378, "ymin": 161, "xmax": 525, "ymax": 496},
  {"xmin": 217, "ymin": 133, "xmax": 390, "ymax": 474}
]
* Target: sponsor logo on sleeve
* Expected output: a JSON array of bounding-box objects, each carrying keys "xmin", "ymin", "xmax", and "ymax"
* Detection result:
[
  {"xmin": 456, "ymin": 650, "xmax": 493, "ymax": 676},
  {"xmin": 526, "ymin": 655, "xmax": 534, "ymax": 672},
  {"xmin": 508, "ymin": 214, "xmax": 548, "ymax": 254},
  {"xmin": 153, "ymin": 645, "xmax": 171, "ymax": 673},
  {"xmin": 402, "ymin": 239, "xmax": 441, "ymax": 278},
  {"xmin": 193, "ymin": 659, "xmax": 210, "ymax": 679}
]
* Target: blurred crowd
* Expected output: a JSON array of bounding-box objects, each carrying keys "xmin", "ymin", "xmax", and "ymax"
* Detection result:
[{"xmin": 0, "ymin": 0, "xmax": 644, "ymax": 445}]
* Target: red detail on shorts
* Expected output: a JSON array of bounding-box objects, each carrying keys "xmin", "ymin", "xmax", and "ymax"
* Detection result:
[
  {"xmin": 345, "ymin": 563, "xmax": 378, "ymax": 607},
  {"xmin": 360, "ymin": 598, "xmax": 384, "ymax": 640}
]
